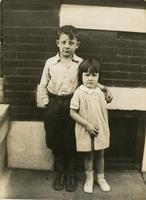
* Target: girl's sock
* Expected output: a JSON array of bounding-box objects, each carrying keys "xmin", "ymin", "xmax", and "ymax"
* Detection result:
[
  {"xmin": 84, "ymin": 170, "xmax": 94, "ymax": 193},
  {"xmin": 97, "ymin": 173, "xmax": 110, "ymax": 192}
]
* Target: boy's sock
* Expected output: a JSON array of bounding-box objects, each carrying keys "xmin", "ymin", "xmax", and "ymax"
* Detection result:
[
  {"xmin": 97, "ymin": 173, "xmax": 110, "ymax": 192},
  {"xmin": 84, "ymin": 170, "xmax": 94, "ymax": 193}
]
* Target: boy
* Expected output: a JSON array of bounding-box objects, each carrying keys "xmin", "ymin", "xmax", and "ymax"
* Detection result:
[{"xmin": 39, "ymin": 25, "xmax": 112, "ymax": 192}]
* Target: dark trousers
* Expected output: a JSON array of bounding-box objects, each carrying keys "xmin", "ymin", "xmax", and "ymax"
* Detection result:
[{"xmin": 44, "ymin": 92, "xmax": 76, "ymax": 172}]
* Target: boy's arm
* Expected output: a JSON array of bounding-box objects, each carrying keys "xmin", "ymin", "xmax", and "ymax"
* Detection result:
[
  {"xmin": 97, "ymin": 83, "xmax": 113, "ymax": 103},
  {"xmin": 39, "ymin": 61, "xmax": 50, "ymax": 106}
]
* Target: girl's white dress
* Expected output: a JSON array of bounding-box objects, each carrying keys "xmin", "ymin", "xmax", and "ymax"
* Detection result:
[{"xmin": 70, "ymin": 85, "xmax": 110, "ymax": 152}]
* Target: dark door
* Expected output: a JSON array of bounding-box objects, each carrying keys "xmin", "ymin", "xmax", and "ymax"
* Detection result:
[{"xmin": 105, "ymin": 110, "xmax": 145, "ymax": 170}]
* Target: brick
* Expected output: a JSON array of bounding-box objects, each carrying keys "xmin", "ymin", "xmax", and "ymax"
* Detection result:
[
  {"xmin": 3, "ymin": 60, "xmax": 45, "ymax": 68},
  {"xmin": 3, "ymin": 51, "xmax": 55, "ymax": 61},
  {"xmin": 102, "ymin": 63, "xmax": 146, "ymax": 73},
  {"xmin": 117, "ymin": 39, "xmax": 146, "ymax": 49},
  {"xmin": 4, "ymin": 35, "xmax": 57, "ymax": 45},
  {"xmin": 128, "ymin": 72, "xmax": 146, "ymax": 80},
  {"xmin": 118, "ymin": 32, "xmax": 146, "ymax": 41},
  {"xmin": 102, "ymin": 71, "xmax": 129, "ymax": 80},
  {"xmin": 2, "ymin": 51, "xmax": 17, "ymax": 59},
  {"xmin": 79, "ymin": 45, "xmax": 117, "ymax": 55},
  {"xmin": 101, "ymin": 79, "xmax": 146, "ymax": 87},
  {"xmin": 3, "ymin": 2, "xmax": 60, "ymax": 11},
  {"xmin": 3, "ymin": 27, "xmax": 57, "ymax": 36},
  {"xmin": 4, "ymin": 0, "xmax": 59, "ymax": 5},
  {"xmin": 5, "ymin": 84, "xmax": 37, "ymax": 91},
  {"xmin": 103, "ymin": 55, "xmax": 129, "ymax": 64},
  {"xmin": 117, "ymin": 48, "xmax": 146, "ymax": 57},
  {"xmin": 129, "ymin": 56, "xmax": 146, "ymax": 65},
  {"xmin": 5, "ymin": 98, "xmax": 36, "ymax": 106},
  {"xmin": 5, "ymin": 91, "xmax": 35, "ymax": 99},
  {"xmin": 5, "ymin": 76, "xmax": 40, "ymax": 85},
  {"xmin": 4, "ymin": 43, "xmax": 57, "ymax": 53},
  {"xmin": 14, "ymin": 52, "xmax": 52, "ymax": 60},
  {"xmin": 3, "ymin": 10, "xmax": 59, "ymax": 27},
  {"xmin": 5, "ymin": 67, "xmax": 42, "ymax": 76}
]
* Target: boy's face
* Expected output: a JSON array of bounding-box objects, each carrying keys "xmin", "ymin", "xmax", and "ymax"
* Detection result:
[{"xmin": 56, "ymin": 33, "xmax": 79, "ymax": 58}]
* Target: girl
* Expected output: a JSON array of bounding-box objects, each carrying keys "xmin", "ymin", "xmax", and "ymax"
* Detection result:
[{"xmin": 70, "ymin": 57, "xmax": 111, "ymax": 193}]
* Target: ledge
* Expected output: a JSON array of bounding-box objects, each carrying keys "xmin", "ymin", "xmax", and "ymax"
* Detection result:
[
  {"xmin": 60, "ymin": 4, "xmax": 146, "ymax": 33},
  {"xmin": 107, "ymin": 87, "xmax": 146, "ymax": 111}
]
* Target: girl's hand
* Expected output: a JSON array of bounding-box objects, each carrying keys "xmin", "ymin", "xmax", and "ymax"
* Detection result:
[{"xmin": 85, "ymin": 122, "xmax": 99, "ymax": 137}]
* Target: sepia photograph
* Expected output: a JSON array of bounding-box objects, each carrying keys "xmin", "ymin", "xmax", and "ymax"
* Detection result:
[{"xmin": 0, "ymin": 0, "xmax": 146, "ymax": 199}]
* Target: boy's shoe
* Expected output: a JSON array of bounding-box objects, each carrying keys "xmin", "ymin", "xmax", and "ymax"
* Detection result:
[
  {"xmin": 84, "ymin": 171, "xmax": 94, "ymax": 193},
  {"xmin": 65, "ymin": 172, "xmax": 77, "ymax": 192},
  {"xmin": 97, "ymin": 178, "xmax": 110, "ymax": 192},
  {"xmin": 53, "ymin": 171, "xmax": 65, "ymax": 191}
]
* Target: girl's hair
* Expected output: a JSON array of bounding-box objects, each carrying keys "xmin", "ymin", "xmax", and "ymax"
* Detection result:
[
  {"xmin": 58, "ymin": 25, "xmax": 80, "ymax": 41},
  {"xmin": 78, "ymin": 57, "xmax": 101, "ymax": 85}
]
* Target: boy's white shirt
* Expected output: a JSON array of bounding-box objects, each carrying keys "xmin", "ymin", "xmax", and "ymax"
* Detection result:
[{"xmin": 39, "ymin": 53, "xmax": 83, "ymax": 105}]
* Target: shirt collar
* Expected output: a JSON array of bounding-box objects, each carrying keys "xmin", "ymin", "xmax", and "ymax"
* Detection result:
[
  {"xmin": 80, "ymin": 84, "xmax": 100, "ymax": 94},
  {"xmin": 52, "ymin": 53, "xmax": 81, "ymax": 64}
]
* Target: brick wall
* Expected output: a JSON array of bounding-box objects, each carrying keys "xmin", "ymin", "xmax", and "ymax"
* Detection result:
[
  {"xmin": 78, "ymin": 30, "xmax": 146, "ymax": 87},
  {"xmin": 2, "ymin": 0, "xmax": 146, "ymax": 120},
  {"xmin": 2, "ymin": 0, "xmax": 60, "ymax": 120}
]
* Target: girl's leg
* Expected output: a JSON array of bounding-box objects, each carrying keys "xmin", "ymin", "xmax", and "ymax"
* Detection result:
[
  {"xmin": 94, "ymin": 149, "xmax": 104, "ymax": 174},
  {"xmin": 84, "ymin": 151, "xmax": 94, "ymax": 193},
  {"xmin": 94, "ymin": 150, "xmax": 110, "ymax": 192}
]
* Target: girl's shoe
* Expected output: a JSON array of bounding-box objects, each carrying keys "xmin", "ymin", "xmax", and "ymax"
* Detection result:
[
  {"xmin": 84, "ymin": 171, "xmax": 94, "ymax": 193},
  {"xmin": 97, "ymin": 178, "xmax": 110, "ymax": 192}
]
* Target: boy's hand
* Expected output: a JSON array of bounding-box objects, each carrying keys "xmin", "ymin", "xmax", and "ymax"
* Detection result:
[
  {"xmin": 104, "ymin": 87, "xmax": 113, "ymax": 103},
  {"xmin": 85, "ymin": 122, "xmax": 98, "ymax": 137}
]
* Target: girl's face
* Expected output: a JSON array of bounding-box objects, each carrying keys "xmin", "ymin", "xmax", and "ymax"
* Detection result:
[
  {"xmin": 56, "ymin": 33, "xmax": 79, "ymax": 58},
  {"xmin": 82, "ymin": 72, "xmax": 99, "ymax": 89}
]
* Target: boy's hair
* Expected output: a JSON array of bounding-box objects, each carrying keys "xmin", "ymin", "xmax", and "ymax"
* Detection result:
[
  {"xmin": 58, "ymin": 25, "xmax": 79, "ymax": 41},
  {"xmin": 78, "ymin": 57, "xmax": 101, "ymax": 85}
]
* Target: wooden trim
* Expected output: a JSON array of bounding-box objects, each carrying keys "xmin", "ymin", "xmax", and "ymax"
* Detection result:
[{"xmin": 60, "ymin": 4, "xmax": 146, "ymax": 33}]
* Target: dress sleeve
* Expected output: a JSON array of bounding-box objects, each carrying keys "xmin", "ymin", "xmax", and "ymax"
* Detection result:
[{"xmin": 70, "ymin": 89, "xmax": 80, "ymax": 110}]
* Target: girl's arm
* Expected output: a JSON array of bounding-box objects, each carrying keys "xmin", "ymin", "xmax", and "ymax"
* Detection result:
[{"xmin": 70, "ymin": 109, "xmax": 98, "ymax": 137}]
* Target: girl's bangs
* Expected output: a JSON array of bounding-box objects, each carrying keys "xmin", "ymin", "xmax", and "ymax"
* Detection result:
[{"xmin": 83, "ymin": 64, "xmax": 99, "ymax": 74}]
